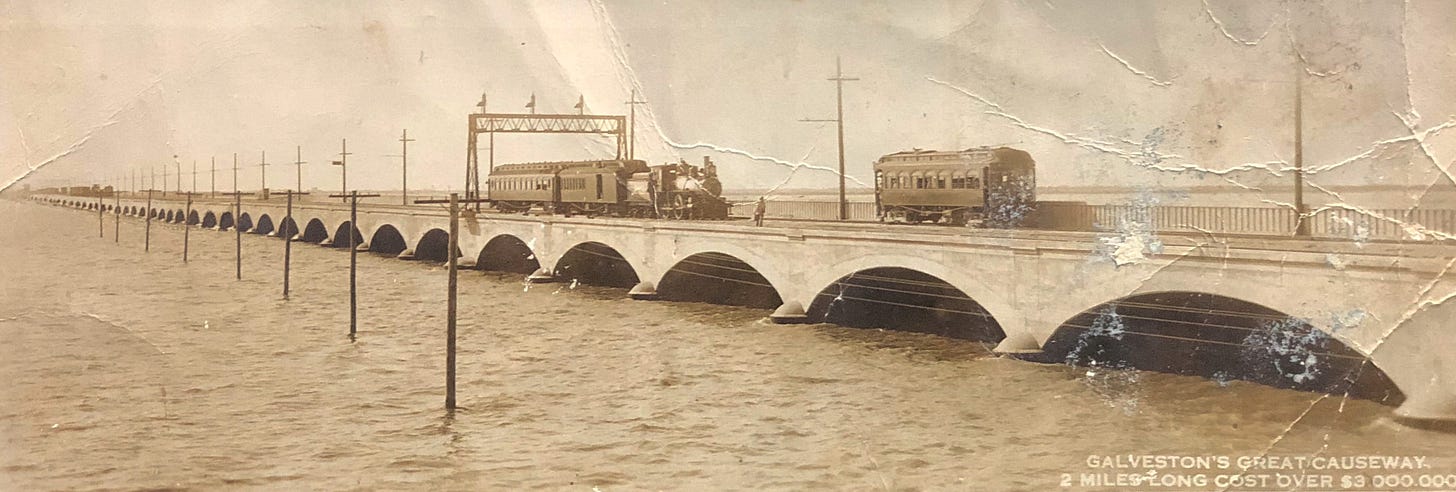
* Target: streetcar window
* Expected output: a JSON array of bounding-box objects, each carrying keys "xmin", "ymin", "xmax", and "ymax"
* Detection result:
[
  {"xmin": 936, "ymin": 177, "xmax": 947, "ymax": 189},
  {"xmin": 952, "ymin": 177, "xmax": 965, "ymax": 189},
  {"xmin": 969, "ymin": 177, "xmax": 981, "ymax": 188}
]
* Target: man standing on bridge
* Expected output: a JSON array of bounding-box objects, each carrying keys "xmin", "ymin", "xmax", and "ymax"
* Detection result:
[{"xmin": 754, "ymin": 196, "xmax": 766, "ymax": 227}]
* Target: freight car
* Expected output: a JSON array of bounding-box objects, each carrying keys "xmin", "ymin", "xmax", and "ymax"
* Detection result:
[
  {"xmin": 873, "ymin": 146, "xmax": 1036, "ymax": 227},
  {"xmin": 486, "ymin": 156, "xmax": 730, "ymax": 219}
]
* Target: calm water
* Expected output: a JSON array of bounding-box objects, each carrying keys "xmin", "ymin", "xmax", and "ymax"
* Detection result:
[{"xmin": 1, "ymin": 199, "xmax": 1453, "ymax": 490}]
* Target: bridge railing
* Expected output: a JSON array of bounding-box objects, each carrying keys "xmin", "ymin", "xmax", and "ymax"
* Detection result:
[
  {"xmin": 729, "ymin": 200, "xmax": 877, "ymax": 221},
  {"xmin": 728, "ymin": 199, "xmax": 1456, "ymax": 239}
]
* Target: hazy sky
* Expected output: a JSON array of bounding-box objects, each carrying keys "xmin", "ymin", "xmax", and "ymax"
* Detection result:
[{"xmin": 3, "ymin": 1, "xmax": 1453, "ymax": 210}]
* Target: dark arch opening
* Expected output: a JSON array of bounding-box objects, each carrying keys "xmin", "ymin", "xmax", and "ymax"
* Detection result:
[
  {"xmin": 219, "ymin": 212, "xmax": 234, "ymax": 230},
  {"xmin": 201, "ymin": 212, "xmax": 218, "ymax": 228},
  {"xmin": 173, "ymin": 209, "xmax": 184, "ymax": 223},
  {"xmin": 658, "ymin": 253, "xmax": 781, "ymax": 309},
  {"xmin": 187, "ymin": 210, "xmax": 200, "ymax": 226},
  {"xmin": 806, "ymin": 267, "xmax": 1005, "ymax": 343},
  {"xmin": 1038, "ymin": 291, "xmax": 1403, "ymax": 404},
  {"xmin": 253, "ymin": 215, "xmax": 275, "ymax": 235},
  {"xmin": 330, "ymin": 221, "xmax": 364, "ymax": 249},
  {"xmin": 369, "ymin": 225, "xmax": 408, "ymax": 256},
  {"xmin": 553, "ymin": 242, "xmax": 639, "ymax": 288},
  {"xmin": 301, "ymin": 219, "xmax": 329, "ymax": 243},
  {"xmin": 476, "ymin": 234, "xmax": 539, "ymax": 274},
  {"xmin": 165, "ymin": 210, "xmax": 175, "ymax": 222},
  {"xmin": 415, "ymin": 229, "xmax": 460, "ymax": 262},
  {"xmin": 237, "ymin": 213, "xmax": 254, "ymax": 233},
  {"xmin": 277, "ymin": 217, "xmax": 300, "ymax": 240}
]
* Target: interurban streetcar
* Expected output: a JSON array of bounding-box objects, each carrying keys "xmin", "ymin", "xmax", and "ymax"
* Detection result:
[{"xmin": 873, "ymin": 146, "xmax": 1037, "ymax": 227}]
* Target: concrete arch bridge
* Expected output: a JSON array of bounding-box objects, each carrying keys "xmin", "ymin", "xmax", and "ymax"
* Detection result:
[{"xmin": 32, "ymin": 194, "xmax": 1456, "ymax": 422}]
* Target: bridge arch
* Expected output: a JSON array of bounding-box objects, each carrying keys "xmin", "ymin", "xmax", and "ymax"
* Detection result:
[
  {"xmin": 218, "ymin": 211, "xmax": 234, "ymax": 230},
  {"xmin": 804, "ymin": 266, "xmax": 1007, "ymax": 343},
  {"xmin": 552, "ymin": 241, "xmax": 641, "ymax": 288},
  {"xmin": 656, "ymin": 252, "xmax": 782, "ymax": 308},
  {"xmin": 475, "ymin": 233, "xmax": 539, "ymax": 274},
  {"xmin": 277, "ymin": 217, "xmax": 300, "ymax": 240},
  {"xmin": 789, "ymin": 254, "xmax": 1019, "ymax": 341},
  {"xmin": 413, "ymin": 228, "xmax": 460, "ymax": 262},
  {"xmin": 1042, "ymin": 290, "xmax": 1403, "ymax": 403},
  {"xmin": 201, "ymin": 211, "xmax": 218, "ymax": 228},
  {"xmin": 186, "ymin": 210, "xmax": 200, "ymax": 226},
  {"xmin": 330, "ymin": 221, "xmax": 364, "ymax": 249},
  {"xmin": 368, "ymin": 225, "xmax": 409, "ymax": 256},
  {"xmin": 301, "ymin": 219, "xmax": 329, "ymax": 244},
  {"xmin": 253, "ymin": 214, "xmax": 275, "ymax": 235},
  {"xmin": 237, "ymin": 213, "xmax": 254, "ymax": 233}
]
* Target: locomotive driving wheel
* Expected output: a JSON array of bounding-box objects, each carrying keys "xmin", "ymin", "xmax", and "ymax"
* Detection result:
[{"xmin": 668, "ymin": 195, "xmax": 688, "ymax": 220}]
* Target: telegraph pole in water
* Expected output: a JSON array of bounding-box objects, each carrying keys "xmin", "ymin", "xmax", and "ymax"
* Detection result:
[
  {"xmin": 330, "ymin": 190, "xmax": 380, "ymax": 339},
  {"xmin": 415, "ymin": 193, "xmax": 489, "ymax": 410},
  {"xmin": 233, "ymin": 153, "xmax": 241, "ymax": 279}
]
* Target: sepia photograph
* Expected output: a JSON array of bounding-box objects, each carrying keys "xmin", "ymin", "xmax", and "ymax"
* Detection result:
[{"xmin": 2, "ymin": 1, "xmax": 1455, "ymax": 490}]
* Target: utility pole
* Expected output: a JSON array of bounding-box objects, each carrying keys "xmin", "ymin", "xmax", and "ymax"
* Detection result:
[
  {"xmin": 232, "ymin": 153, "xmax": 239, "ymax": 197},
  {"xmin": 800, "ymin": 56, "xmax": 858, "ymax": 221},
  {"xmin": 175, "ymin": 156, "xmax": 181, "ymax": 195},
  {"xmin": 330, "ymin": 190, "xmax": 381, "ymax": 339},
  {"xmin": 211, "ymin": 156, "xmax": 217, "ymax": 198},
  {"xmin": 414, "ymin": 193, "xmax": 491, "ymax": 411},
  {"xmin": 293, "ymin": 146, "xmax": 306, "ymax": 197},
  {"xmin": 1293, "ymin": 58, "xmax": 1309, "ymax": 237},
  {"xmin": 180, "ymin": 192, "xmax": 201, "ymax": 262},
  {"xmin": 259, "ymin": 150, "xmax": 269, "ymax": 196},
  {"xmin": 160, "ymin": 165, "xmax": 169, "ymax": 197},
  {"xmin": 281, "ymin": 190, "xmax": 309, "ymax": 299},
  {"xmin": 469, "ymin": 92, "xmax": 488, "ymax": 212},
  {"xmin": 334, "ymin": 139, "xmax": 351, "ymax": 203},
  {"xmin": 191, "ymin": 160, "xmax": 197, "ymax": 194},
  {"xmin": 400, "ymin": 129, "xmax": 414, "ymax": 205},
  {"xmin": 626, "ymin": 89, "xmax": 647, "ymax": 160}
]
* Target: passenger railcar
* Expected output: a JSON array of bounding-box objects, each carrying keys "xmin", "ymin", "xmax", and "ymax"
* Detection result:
[{"xmin": 873, "ymin": 147, "xmax": 1036, "ymax": 227}]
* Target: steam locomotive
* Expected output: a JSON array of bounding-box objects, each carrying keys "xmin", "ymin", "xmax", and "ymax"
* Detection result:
[
  {"xmin": 486, "ymin": 156, "xmax": 731, "ymax": 219},
  {"xmin": 874, "ymin": 146, "xmax": 1036, "ymax": 227}
]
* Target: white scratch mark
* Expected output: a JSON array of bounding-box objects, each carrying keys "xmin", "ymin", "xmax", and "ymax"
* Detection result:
[
  {"xmin": 1097, "ymin": 43, "xmax": 1173, "ymax": 87},
  {"xmin": 1201, "ymin": 0, "xmax": 1274, "ymax": 47}
]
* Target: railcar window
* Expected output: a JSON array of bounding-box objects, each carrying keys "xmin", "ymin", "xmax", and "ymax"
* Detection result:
[
  {"xmin": 936, "ymin": 177, "xmax": 946, "ymax": 189},
  {"xmin": 952, "ymin": 177, "xmax": 965, "ymax": 189},
  {"xmin": 970, "ymin": 177, "xmax": 981, "ymax": 189}
]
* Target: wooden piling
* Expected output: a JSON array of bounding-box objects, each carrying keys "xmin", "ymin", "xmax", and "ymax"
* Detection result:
[
  {"xmin": 446, "ymin": 192, "xmax": 459, "ymax": 410},
  {"xmin": 283, "ymin": 190, "xmax": 292, "ymax": 299},
  {"xmin": 235, "ymin": 192, "xmax": 242, "ymax": 280},
  {"xmin": 183, "ymin": 194, "xmax": 192, "ymax": 262},
  {"xmin": 330, "ymin": 190, "xmax": 378, "ymax": 338},
  {"xmin": 349, "ymin": 192, "xmax": 357, "ymax": 337},
  {"xmin": 412, "ymin": 192, "xmax": 487, "ymax": 411},
  {"xmin": 144, "ymin": 190, "xmax": 153, "ymax": 252}
]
